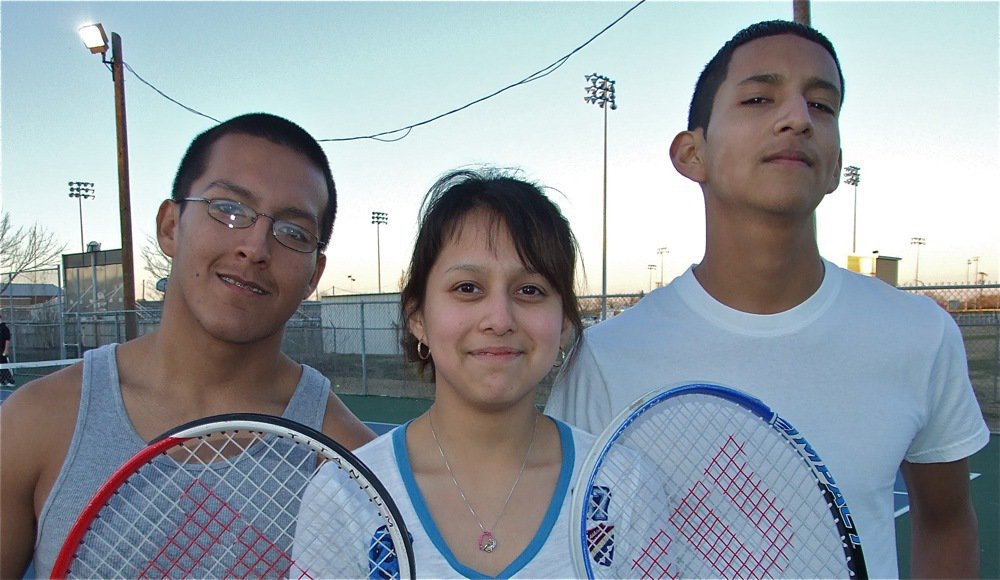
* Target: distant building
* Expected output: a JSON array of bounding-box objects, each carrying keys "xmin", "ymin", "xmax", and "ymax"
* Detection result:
[
  {"xmin": 0, "ymin": 283, "xmax": 62, "ymax": 308},
  {"xmin": 875, "ymin": 256, "xmax": 901, "ymax": 286}
]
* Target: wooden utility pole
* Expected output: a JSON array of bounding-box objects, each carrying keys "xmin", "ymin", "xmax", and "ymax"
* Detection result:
[{"xmin": 793, "ymin": 0, "xmax": 811, "ymax": 25}]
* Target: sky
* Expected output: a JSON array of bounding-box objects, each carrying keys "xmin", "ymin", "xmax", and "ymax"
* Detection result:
[{"xmin": 2, "ymin": 0, "xmax": 998, "ymax": 298}]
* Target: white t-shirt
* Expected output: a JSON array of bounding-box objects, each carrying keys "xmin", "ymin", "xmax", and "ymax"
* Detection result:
[
  {"xmin": 296, "ymin": 418, "xmax": 596, "ymax": 579},
  {"xmin": 545, "ymin": 261, "xmax": 989, "ymax": 579}
]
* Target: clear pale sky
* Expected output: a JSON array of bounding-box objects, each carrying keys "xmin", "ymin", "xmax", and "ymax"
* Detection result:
[{"xmin": 2, "ymin": 1, "xmax": 997, "ymax": 296}]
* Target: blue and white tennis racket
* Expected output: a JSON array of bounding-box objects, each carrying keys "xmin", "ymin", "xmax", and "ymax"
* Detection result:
[{"xmin": 571, "ymin": 383, "xmax": 866, "ymax": 579}]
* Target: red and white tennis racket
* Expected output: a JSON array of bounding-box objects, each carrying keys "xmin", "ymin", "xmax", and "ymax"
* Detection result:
[
  {"xmin": 52, "ymin": 413, "xmax": 414, "ymax": 579},
  {"xmin": 572, "ymin": 383, "xmax": 866, "ymax": 579}
]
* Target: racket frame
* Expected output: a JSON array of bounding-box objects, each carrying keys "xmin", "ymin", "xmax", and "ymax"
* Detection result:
[
  {"xmin": 571, "ymin": 382, "xmax": 867, "ymax": 579},
  {"xmin": 51, "ymin": 413, "xmax": 415, "ymax": 579}
]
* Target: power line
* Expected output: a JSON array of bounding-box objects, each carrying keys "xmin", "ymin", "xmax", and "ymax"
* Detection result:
[
  {"xmin": 116, "ymin": 1, "xmax": 645, "ymax": 141},
  {"xmin": 319, "ymin": 0, "xmax": 646, "ymax": 143},
  {"xmin": 122, "ymin": 62, "xmax": 221, "ymax": 124}
]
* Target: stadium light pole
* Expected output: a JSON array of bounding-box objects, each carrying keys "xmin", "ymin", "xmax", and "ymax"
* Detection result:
[
  {"xmin": 910, "ymin": 236, "xmax": 926, "ymax": 284},
  {"xmin": 371, "ymin": 211, "xmax": 388, "ymax": 293},
  {"xmin": 585, "ymin": 73, "xmax": 617, "ymax": 320},
  {"xmin": 647, "ymin": 264, "xmax": 657, "ymax": 292},
  {"xmin": 844, "ymin": 166, "xmax": 861, "ymax": 254},
  {"xmin": 657, "ymin": 247, "xmax": 669, "ymax": 287},
  {"xmin": 68, "ymin": 182, "xmax": 96, "ymax": 253},
  {"xmin": 970, "ymin": 256, "xmax": 980, "ymax": 285},
  {"xmin": 78, "ymin": 23, "xmax": 137, "ymax": 340}
]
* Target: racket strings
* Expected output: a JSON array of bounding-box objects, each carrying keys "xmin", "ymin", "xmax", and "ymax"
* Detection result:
[
  {"xmin": 64, "ymin": 426, "xmax": 411, "ymax": 579},
  {"xmin": 584, "ymin": 394, "xmax": 852, "ymax": 579},
  {"xmin": 293, "ymin": 459, "xmax": 408, "ymax": 578}
]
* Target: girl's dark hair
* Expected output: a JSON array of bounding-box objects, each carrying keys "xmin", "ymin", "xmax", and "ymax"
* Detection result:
[{"xmin": 400, "ymin": 167, "xmax": 582, "ymax": 378}]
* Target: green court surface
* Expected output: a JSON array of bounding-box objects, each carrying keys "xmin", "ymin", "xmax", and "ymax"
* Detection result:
[
  {"xmin": 895, "ymin": 434, "xmax": 999, "ymax": 579},
  {"xmin": 346, "ymin": 394, "xmax": 999, "ymax": 579}
]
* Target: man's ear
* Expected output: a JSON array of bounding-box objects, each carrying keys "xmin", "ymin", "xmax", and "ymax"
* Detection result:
[
  {"xmin": 156, "ymin": 199, "xmax": 179, "ymax": 259},
  {"xmin": 827, "ymin": 149, "xmax": 843, "ymax": 195},
  {"xmin": 669, "ymin": 129, "xmax": 708, "ymax": 184},
  {"xmin": 304, "ymin": 253, "xmax": 327, "ymax": 300}
]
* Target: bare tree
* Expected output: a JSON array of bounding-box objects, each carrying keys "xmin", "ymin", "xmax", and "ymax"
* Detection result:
[
  {"xmin": 140, "ymin": 234, "xmax": 171, "ymax": 299},
  {"xmin": 0, "ymin": 212, "xmax": 68, "ymax": 296}
]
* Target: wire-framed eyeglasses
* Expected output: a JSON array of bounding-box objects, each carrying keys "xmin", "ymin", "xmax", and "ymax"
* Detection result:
[{"xmin": 182, "ymin": 197, "xmax": 324, "ymax": 253}]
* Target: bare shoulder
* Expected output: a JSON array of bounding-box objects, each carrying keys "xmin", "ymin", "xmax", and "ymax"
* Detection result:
[
  {"xmin": 1, "ymin": 363, "xmax": 83, "ymax": 458},
  {"xmin": 0, "ymin": 362, "xmax": 83, "ymax": 552},
  {"xmin": 320, "ymin": 392, "xmax": 376, "ymax": 451}
]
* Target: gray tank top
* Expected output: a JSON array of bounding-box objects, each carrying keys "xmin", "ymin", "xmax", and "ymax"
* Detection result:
[{"xmin": 32, "ymin": 343, "xmax": 330, "ymax": 578}]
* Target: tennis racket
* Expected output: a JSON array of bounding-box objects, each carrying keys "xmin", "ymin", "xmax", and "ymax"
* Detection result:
[
  {"xmin": 52, "ymin": 413, "xmax": 414, "ymax": 579},
  {"xmin": 571, "ymin": 383, "xmax": 866, "ymax": 579}
]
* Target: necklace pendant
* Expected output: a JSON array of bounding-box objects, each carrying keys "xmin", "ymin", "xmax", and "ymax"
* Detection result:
[{"xmin": 478, "ymin": 530, "xmax": 497, "ymax": 553}]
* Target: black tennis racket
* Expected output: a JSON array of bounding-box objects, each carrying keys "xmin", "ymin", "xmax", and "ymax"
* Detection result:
[
  {"xmin": 571, "ymin": 383, "xmax": 866, "ymax": 579},
  {"xmin": 52, "ymin": 413, "xmax": 414, "ymax": 579}
]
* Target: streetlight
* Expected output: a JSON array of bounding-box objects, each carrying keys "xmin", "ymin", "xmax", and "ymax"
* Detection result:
[
  {"xmin": 969, "ymin": 256, "xmax": 980, "ymax": 285},
  {"xmin": 843, "ymin": 165, "xmax": 861, "ymax": 254},
  {"xmin": 584, "ymin": 73, "xmax": 617, "ymax": 320},
  {"xmin": 347, "ymin": 275, "xmax": 356, "ymax": 292},
  {"xmin": 647, "ymin": 264, "xmax": 656, "ymax": 292},
  {"xmin": 78, "ymin": 23, "xmax": 137, "ymax": 340},
  {"xmin": 68, "ymin": 182, "xmax": 96, "ymax": 253},
  {"xmin": 371, "ymin": 211, "xmax": 388, "ymax": 293},
  {"xmin": 910, "ymin": 236, "xmax": 926, "ymax": 284},
  {"xmin": 657, "ymin": 247, "xmax": 669, "ymax": 287}
]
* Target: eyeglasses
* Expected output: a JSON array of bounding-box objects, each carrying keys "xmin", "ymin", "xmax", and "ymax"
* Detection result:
[{"xmin": 181, "ymin": 197, "xmax": 325, "ymax": 253}]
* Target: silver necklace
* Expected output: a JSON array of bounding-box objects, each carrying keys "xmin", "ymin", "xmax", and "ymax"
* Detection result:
[{"xmin": 428, "ymin": 412, "xmax": 539, "ymax": 554}]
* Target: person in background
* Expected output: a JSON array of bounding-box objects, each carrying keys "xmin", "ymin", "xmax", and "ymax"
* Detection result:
[
  {"xmin": 0, "ymin": 313, "xmax": 14, "ymax": 386},
  {"xmin": 0, "ymin": 113, "xmax": 375, "ymax": 578},
  {"xmin": 544, "ymin": 20, "xmax": 988, "ymax": 578}
]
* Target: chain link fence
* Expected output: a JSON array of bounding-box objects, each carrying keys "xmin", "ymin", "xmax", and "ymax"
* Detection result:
[
  {"xmin": 901, "ymin": 284, "xmax": 1000, "ymax": 431},
  {"xmin": 3, "ymin": 281, "xmax": 997, "ymax": 430},
  {"xmin": 2, "ymin": 268, "xmax": 67, "ymax": 361}
]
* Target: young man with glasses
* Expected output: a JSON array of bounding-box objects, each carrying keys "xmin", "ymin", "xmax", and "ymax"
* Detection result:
[{"xmin": 0, "ymin": 113, "xmax": 375, "ymax": 578}]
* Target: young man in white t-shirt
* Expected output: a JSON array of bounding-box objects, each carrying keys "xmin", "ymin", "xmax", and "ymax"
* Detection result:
[{"xmin": 545, "ymin": 20, "xmax": 989, "ymax": 578}]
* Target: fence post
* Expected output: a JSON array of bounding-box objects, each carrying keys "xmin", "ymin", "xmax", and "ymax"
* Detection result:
[
  {"xmin": 995, "ymin": 314, "xmax": 999, "ymax": 402},
  {"xmin": 360, "ymin": 302, "xmax": 368, "ymax": 396},
  {"xmin": 57, "ymin": 267, "xmax": 67, "ymax": 360},
  {"xmin": 5, "ymin": 274, "xmax": 15, "ymax": 362}
]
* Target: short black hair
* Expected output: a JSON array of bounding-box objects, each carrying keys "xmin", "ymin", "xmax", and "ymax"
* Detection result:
[
  {"xmin": 171, "ymin": 113, "xmax": 337, "ymax": 248},
  {"xmin": 400, "ymin": 167, "xmax": 583, "ymax": 378},
  {"xmin": 688, "ymin": 20, "xmax": 844, "ymax": 132}
]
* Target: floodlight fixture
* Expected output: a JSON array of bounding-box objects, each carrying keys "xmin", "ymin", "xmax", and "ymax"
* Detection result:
[{"xmin": 78, "ymin": 23, "xmax": 109, "ymax": 55}]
